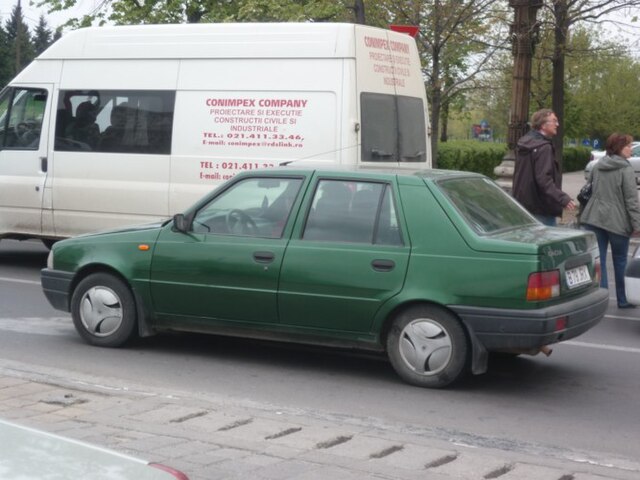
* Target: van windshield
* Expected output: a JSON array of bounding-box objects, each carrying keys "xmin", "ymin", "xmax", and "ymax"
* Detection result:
[{"xmin": 0, "ymin": 87, "xmax": 47, "ymax": 150}]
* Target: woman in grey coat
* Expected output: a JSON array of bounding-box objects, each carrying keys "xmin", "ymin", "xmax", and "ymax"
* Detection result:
[{"xmin": 581, "ymin": 133, "xmax": 640, "ymax": 308}]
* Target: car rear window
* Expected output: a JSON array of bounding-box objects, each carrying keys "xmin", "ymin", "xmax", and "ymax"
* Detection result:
[{"xmin": 437, "ymin": 177, "xmax": 536, "ymax": 234}]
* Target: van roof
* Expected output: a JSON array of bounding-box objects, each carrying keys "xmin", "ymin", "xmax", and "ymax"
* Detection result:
[{"xmin": 39, "ymin": 23, "xmax": 406, "ymax": 60}]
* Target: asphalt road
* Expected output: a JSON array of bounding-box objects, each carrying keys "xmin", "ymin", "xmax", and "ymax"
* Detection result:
[{"xmin": 1, "ymin": 236, "xmax": 639, "ymax": 473}]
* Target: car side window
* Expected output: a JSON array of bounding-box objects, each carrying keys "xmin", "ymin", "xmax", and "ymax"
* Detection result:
[
  {"xmin": 191, "ymin": 177, "xmax": 302, "ymax": 238},
  {"xmin": 303, "ymin": 179, "xmax": 403, "ymax": 245}
]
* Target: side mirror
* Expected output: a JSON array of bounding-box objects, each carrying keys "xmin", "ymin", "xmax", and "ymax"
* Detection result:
[{"xmin": 172, "ymin": 213, "xmax": 190, "ymax": 233}]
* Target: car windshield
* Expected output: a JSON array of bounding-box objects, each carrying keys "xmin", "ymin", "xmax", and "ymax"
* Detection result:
[{"xmin": 437, "ymin": 177, "xmax": 537, "ymax": 234}]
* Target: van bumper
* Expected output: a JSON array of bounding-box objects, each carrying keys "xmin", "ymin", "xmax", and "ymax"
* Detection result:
[
  {"xmin": 450, "ymin": 287, "xmax": 608, "ymax": 351},
  {"xmin": 41, "ymin": 268, "xmax": 74, "ymax": 312}
]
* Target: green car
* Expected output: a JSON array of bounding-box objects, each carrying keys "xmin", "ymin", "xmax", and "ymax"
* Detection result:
[{"xmin": 41, "ymin": 167, "xmax": 608, "ymax": 388}]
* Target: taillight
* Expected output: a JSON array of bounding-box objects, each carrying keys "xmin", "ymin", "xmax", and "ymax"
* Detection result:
[
  {"xmin": 594, "ymin": 259, "xmax": 601, "ymax": 284},
  {"xmin": 527, "ymin": 270, "xmax": 560, "ymax": 301}
]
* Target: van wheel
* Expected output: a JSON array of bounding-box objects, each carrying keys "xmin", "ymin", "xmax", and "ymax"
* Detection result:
[
  {"xmin": 386, "ymin": 305, "xmax": 468, "ymax": 388},
  {"xmin": 70, "ymin": 273, "xmax": 137, "ymax": 347},
  {"xmin": 42, "ymin": 239, "xmax": 57, "ymax": 250}
]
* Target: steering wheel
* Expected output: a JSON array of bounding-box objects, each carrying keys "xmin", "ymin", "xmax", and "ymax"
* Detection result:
[
  {"xmin": 225, "ymin": 209, "xmax": 258, "ymax": 235},
  {"xmin": 16, "ymin": 122, "xmax": 31, "ymax": 135}
]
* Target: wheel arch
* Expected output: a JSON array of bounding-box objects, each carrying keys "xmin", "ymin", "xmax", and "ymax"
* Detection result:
[
  {"xmin": 379, "ymin": 300, "xmax": 488, "ymax": 376},
  {"xmin": 69, "ymin": 264, "xmax": 155, "ymax": 338}
]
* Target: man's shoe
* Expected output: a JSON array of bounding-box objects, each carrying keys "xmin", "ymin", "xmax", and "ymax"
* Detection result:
[{"xmin": 618, "ymin": 303, "xmax": 636, "ymax": 309}]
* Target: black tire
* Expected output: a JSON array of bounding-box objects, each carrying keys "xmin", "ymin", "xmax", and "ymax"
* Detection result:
[
  {"xmin": 70, "ymin": 272, "xmax": 137, "ymax": 347},
  {"xmin": 386, "ymin": 305, "xmax": 469, "ymax": 388},
  {"xmin": 42, "ymin": 239, "xmax": 57, "ymax": 250}
]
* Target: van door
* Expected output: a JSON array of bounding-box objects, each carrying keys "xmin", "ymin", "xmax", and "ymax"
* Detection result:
[
  {"xmin": 354, "ymin": 27, "xmax": 431, "ymax": 167},
  {"xmin": 0, "ymin": 85, "xmax": 51, "ymax": 239}
]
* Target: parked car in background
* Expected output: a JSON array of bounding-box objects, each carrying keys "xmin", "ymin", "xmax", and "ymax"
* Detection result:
[
  {"xmin": 41, "ymin": 166, "xmax": 608, "ymax": 388},
  {"xmin": 584, "ymin": 142, "xmax": 640, "ymax": 183},
  {"xmin": 625, "ymin": 245, "xmax": 640, "ymax": 306},
  {"xmin": 0, "ymin": 418, "xmax": 189, "ymax": 479}
]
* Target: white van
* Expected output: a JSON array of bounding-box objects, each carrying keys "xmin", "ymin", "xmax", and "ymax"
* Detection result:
[{"xmin": 0, "ymin": 22, "xmax": 431, "ymax": 245}]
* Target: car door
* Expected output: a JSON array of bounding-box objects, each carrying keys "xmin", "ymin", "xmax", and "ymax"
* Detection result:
[
  {"xmin": 149, "ymin": 175, "xmax": 305, "ymax": 325},
  {"xmin": 0, "ymin": 85, "xmax": 51, "ymax": 237},
  {"xmin": 278, "ymin": 177, "xmax": 410, "ymax": 332}
]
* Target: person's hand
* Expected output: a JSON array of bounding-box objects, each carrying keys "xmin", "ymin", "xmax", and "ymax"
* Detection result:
[
  {"xmin": 632, "ymin": 231, "xmax": 640, "ymax": 238},
  {"xmin": 565, "ymin": 199, "xmax": 576, "ymax": 211}
]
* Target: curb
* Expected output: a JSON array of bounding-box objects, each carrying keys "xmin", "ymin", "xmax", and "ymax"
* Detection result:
[{"xmin": 1, "ymin": 359, "xmax": 638, "ymax": 480}]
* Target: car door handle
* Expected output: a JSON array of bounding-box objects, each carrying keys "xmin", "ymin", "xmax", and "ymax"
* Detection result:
[
  {"xmin": 253, "ymin": 251, "xmax": 275, "ymax": 263},
  {"xmin": 371, "ymin": 259, "xmax": 395, "ymax": 272},
  {"xmin": 40, "ymin": 156, "xmax": 48, "ymax": 173}
]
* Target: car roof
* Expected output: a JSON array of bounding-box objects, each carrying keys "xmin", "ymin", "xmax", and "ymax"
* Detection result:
[{"xmin": 268, "ymin": 162, "xmax": 484, "ymax": 181}]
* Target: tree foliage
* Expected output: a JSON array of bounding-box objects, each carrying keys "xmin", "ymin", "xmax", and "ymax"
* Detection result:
[
  {"xmin": 537, "ymin": 0, "xmax": 640, "ymax": 167},
  {"xmin": 0, "ymin": 2, "xmax": 58, "ymax": 88},
  {"xmin": 35, "ymin": 0, "xmax": 367, "ymax": 26},
  {"xmin": 32, "ymin": 14, "xmax": 54, "ymax": 56},
  {"xmin": 469, "ymin": 22, "xmax": 640, "ymax": 145},
  {"xmin": 4, "ymin": 1, "xmax": 35, "ymax": 77}
]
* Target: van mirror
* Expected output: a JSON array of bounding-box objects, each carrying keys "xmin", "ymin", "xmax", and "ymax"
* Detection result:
[{"xmin": 172, "ymin": 213, "xmax": 190, "ymax": 233}]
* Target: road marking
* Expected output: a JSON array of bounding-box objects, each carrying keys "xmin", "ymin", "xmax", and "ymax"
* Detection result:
[
  {"xmin": 0, "ymin": 317, "xmax": 72, "ymax": 336},
  {"xmin": 604, "ymin": 314, "xmax": 640, "ymax": 322},
  {"xmin": 564, "ymin": 340, "xmax": 640, "ymax": 355},
  {"xmin": 0, "ymin": 276, "xmax": 40, "ymax": 286}
]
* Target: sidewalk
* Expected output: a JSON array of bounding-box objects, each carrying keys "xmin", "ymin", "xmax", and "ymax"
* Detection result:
[{"xmin": 1, "ymin": 359, "xmax": 638, "ymax": 480}]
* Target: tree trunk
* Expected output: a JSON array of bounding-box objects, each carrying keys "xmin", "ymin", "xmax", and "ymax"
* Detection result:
[
  {"xmin": 493, "ymin": 0, "xmax": 543, "ymax": 190},
  {"xmin": 552, "ymin": 0, "xmax": 568, "ymax": 185},
  {"xmin": 440, "ymin": 100, "xmax": 449, "ymax": 142},
  {"xmin": 430, "ymin": 0, "xmax": 442, "ymax": 167},
  {"xmin": 353, "ymin": 0, "xmax": 365, "ymax": 25}
]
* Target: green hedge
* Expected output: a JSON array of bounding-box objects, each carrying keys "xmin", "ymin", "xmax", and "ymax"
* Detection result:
[{"xmin": 436, "ymin": 140, "xmax": 592, "ymax": 178}]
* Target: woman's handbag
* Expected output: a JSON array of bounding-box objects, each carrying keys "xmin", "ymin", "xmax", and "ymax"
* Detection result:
[{"xmin": 577, "ymin": 181, "xmax": 592, "ymax": 205}]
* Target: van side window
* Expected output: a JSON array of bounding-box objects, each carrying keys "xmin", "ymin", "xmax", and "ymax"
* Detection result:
[
  {"xmin": 54, "ymin": 90, "xmax": 175, "ymax": 154},
  {"xmin": 303, "ymin": 180, "xmax": 403, "ymax": 245},
  {"xmin": 360, "ymin": 93, "xmax": 426, "ymax": 163},
  {"xmin": 0, "ymin": 87, "xmax": 47, "ymax": 150}
]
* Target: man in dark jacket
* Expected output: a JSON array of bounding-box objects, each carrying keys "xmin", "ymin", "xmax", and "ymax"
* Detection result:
[{"xmin": 512, "ymin": 109, "xmax": 575, "ymax": 226}]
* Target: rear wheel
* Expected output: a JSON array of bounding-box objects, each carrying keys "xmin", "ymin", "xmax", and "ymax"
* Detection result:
[
  {"xmin": 70, "ymin": 272, "xmax": 137, "ymax": 347},
  {"xmin": 386, "ymin": 305, "xmax": 468, "ymax": 388}
]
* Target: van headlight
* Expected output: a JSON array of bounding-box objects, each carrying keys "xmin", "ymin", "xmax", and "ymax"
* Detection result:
[{"xmin": 46, "ymin": 250, "xmax": 54, "ymax": 269}]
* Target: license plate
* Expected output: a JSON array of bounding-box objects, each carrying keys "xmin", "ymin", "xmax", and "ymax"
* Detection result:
[{"xmin": 566, "ymin": 265, "xmax": 591, "ymax": 288}]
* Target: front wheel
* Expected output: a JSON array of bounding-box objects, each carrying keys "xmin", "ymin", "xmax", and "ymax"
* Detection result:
[
  {"xmin": 386, "ymin": 305, "xmax": 469, "ymax": 388},
  {"xmin": 70, "ymin": 272, "xmax": 137, "ymax": 347}
]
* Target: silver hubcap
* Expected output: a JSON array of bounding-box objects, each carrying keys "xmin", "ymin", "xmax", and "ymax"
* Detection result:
[
  {"xmin": 398, "ymin": 318, "xmax": 452, "ymax": 376},
  {"xmin": 79, "ymin": 286, "xmax": 123, "ymax": 337}
]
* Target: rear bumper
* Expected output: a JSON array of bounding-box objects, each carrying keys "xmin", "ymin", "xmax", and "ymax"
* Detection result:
[
  {"xmin": 41, "ymin": 268, "xmax": 73, "ymax": 312},
  {"xmin": 450, "ymin": 288, "xmax": 608, "ymax": 350}
]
